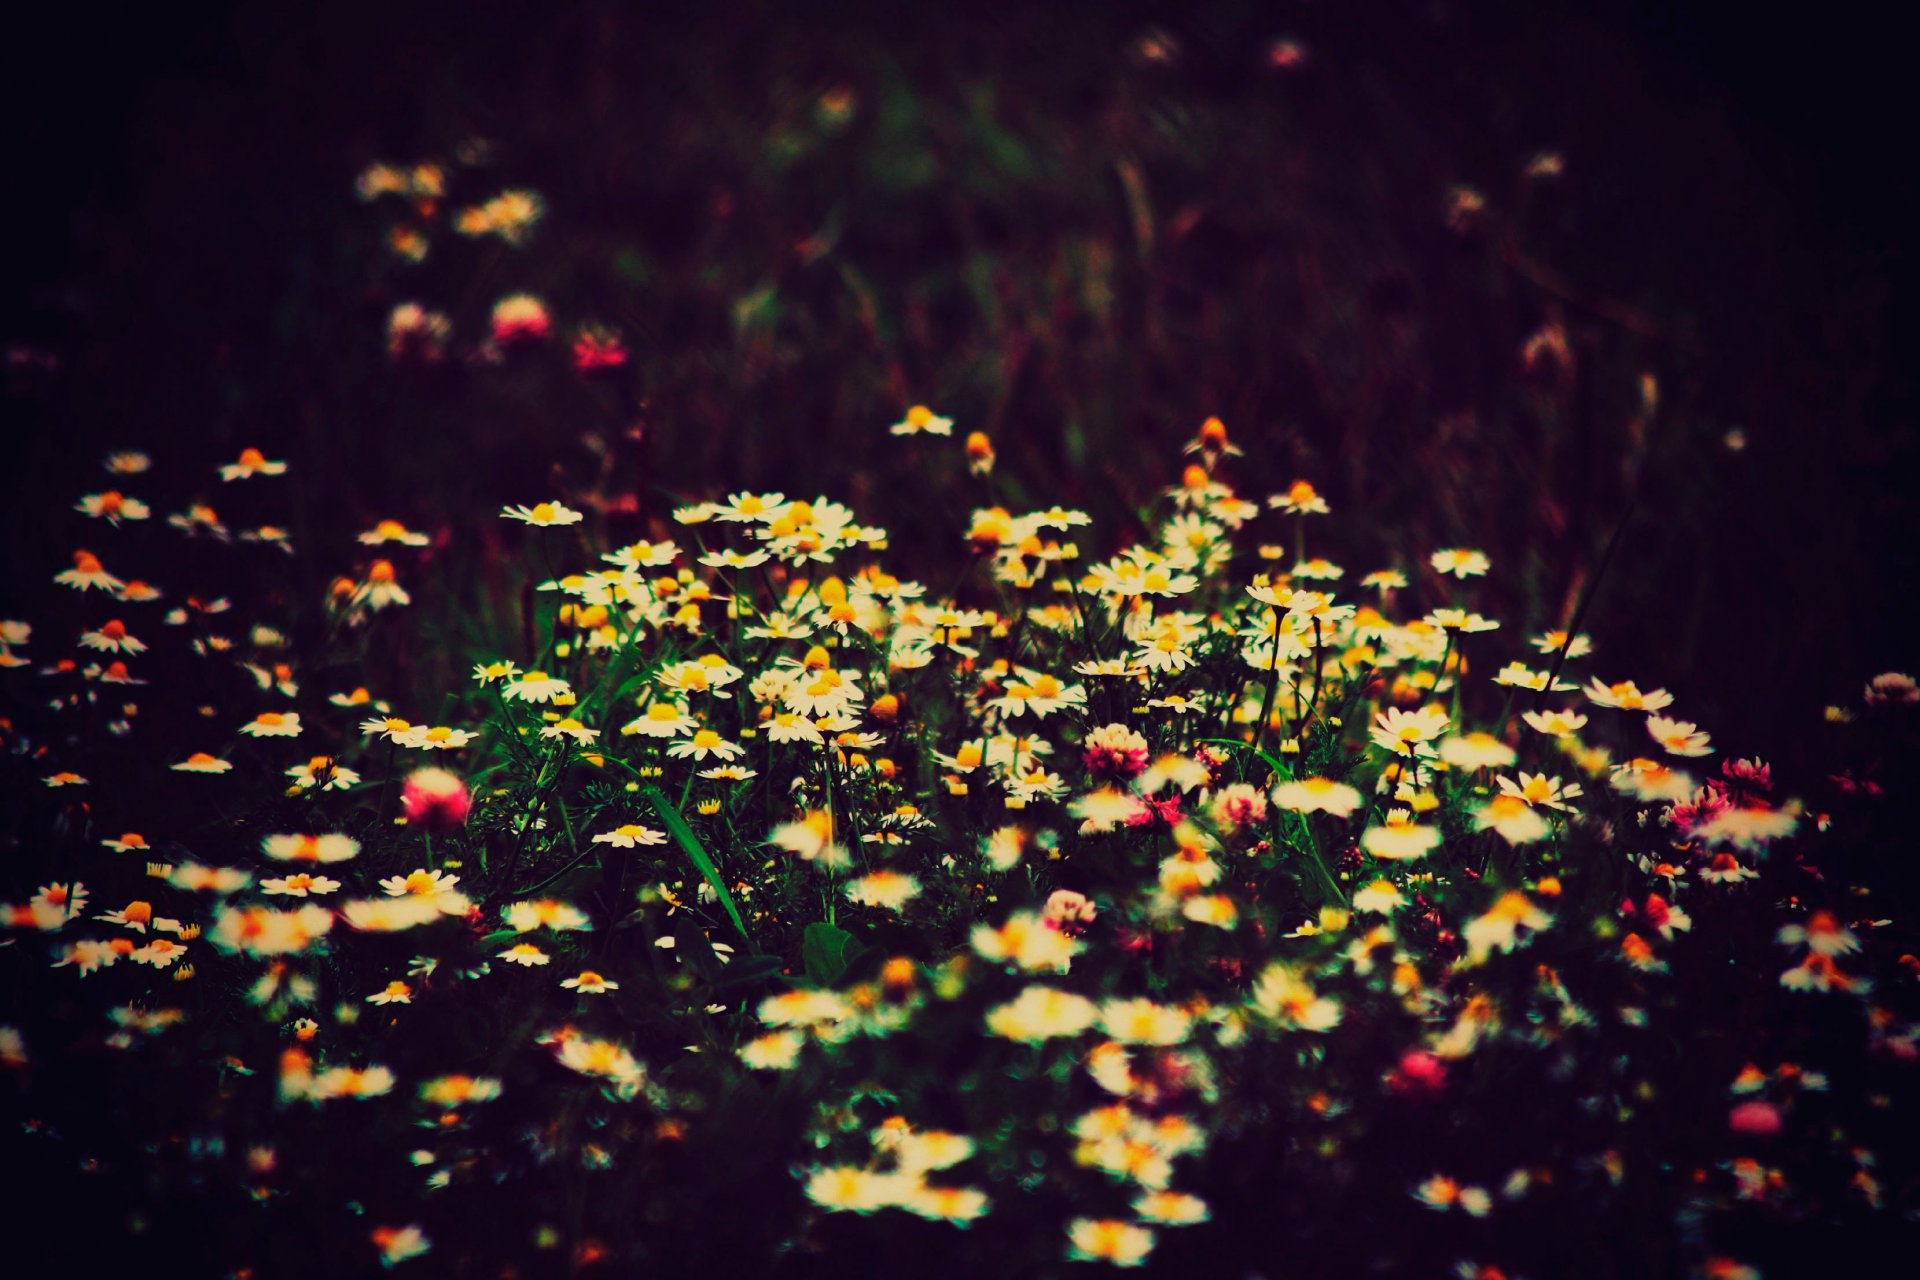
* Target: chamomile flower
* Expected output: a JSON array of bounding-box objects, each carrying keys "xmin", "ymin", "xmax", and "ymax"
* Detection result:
[
  {"xmin": 844, "ymin": 871, "xmax": 921, "ymax": 911},
  {"xmin": 1269, "ymin": 480, "xmax": 1330, "ymax": 515},
  {"xmin": 56, "ymin": 551, "xmax": 124, "ymax": 593},
  {"xmin": 501, "ymin": 501, "xmax": 583, "ymax": 527},
  {"xmin": 502, "ymin": 670, "xmax": 572, "ymax": 703},
  {"xmin": 1472, "ymin": 794, "xmax": 1551, "ymax": 843},
  {"xmin": 1361, "ymin": 811, "xmax": 1442, "ymax": 861},
  {"xmin": 1272, "ymin": 777, "xmax": 1364, "ymax": 817},
  {"xmin": 240, "ymin": 711, "xmax": 302, "ymax": 738},
  {"xmin": 1066, "ymin": 1219, "xmax": 1156, "ymax": 1268},
  {"xmin": 406, "ymin": 725, "xmax": 477, "ymax": 750},
  {"xmin": 1495, "ymin": 772, "xmax": 1582, "ymax": 812},
  {"xmin": 76, "ymin": 491, "xmax": 151, "ymax": 523},
  {"xmin": 1521, "ymin": 708, "xmax": 1589, "ymax": 737},
  {"xmin": 1585, "ymin": 678, "xmax": 1674, "ymax": 712},
  {"xmin": 1430, "ymin": 548, "xmax": 1490, "ymax": 579},
  {"xmin": 1370, "ymin": 706, "xmax": 1450, "ymax": 758},
  {"xmin": 592, "ymin": 824, "xmax": 667, "ymax": 849},
  {"xmin": 261, "ymin": 874, "xmax": 342, "ymax": 897},
  {"xmin": 263, "ymin": 834, "xmax": 361, "ymax": 863},
  {"xmin": 1647, "ymin": 715, "xmax": 1713, "ymax": 756},
  {"xmin": 358, "ymin": 519, "xmax": 431, "ymax": 547},
  {"xmin": 890, "ymin": 404, "xmax": 954, "ymax": 436},
  {"xmin": 667, "ymin": 729, "xmax": 745, "ymax": 762},
  {"xmin": 561, "ymin": 970, "xmax": 619, "ymax": 995},
  {"xmin": 219, "ymin": 447, "xmax": 287, "ymax": 481},
  {"xmin": 1437, "ymin": 733, "xmax": 1516, "ymax": 771},
  {"xmin": 172, "ymin": 752, "xmax": 234, "ymax": 774},
  {"xmin": 985, "ymin": 986, "xmax": 1099, "ymax": 1042}
]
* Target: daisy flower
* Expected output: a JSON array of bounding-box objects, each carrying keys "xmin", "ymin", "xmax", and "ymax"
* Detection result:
[
  {"xmin": 471, "ymin": 660, "xmax": 519, "ymax": 685},
  {"xmin": 709, "ymin": 491, "xmax": 783, "ymax": 524},
  {"xmin": 1361, "ymin": 811, "xmax": 1442, "ymax": 860},
  {"xmin": 1647, "ymin": 715, "xmax": 1713, "ymax": 757},
  {"xmin": 603, "ymin": 539, "xmax": 680, "ymax": 569},
  {"xmin": 539, "ymin": 718, "xmax": 600, "ymax": 745},
  {"xmin": 261, "ymin": 873, "xmax": 341, "ymax": 897},
  {"xmin": 218, "ymin": 447, "xmax": 287, "ymax": 481},
  {"xmin": 1437, "ymin": 733, "xmax": 1517, "ymax": 771},
  {"xmin": 130, "ymin": 938, "xmax": 189, "ymax": 968},
  {"xmin": 1098, "ymin": 998, "xmax": 1192, "ymax": 1046},
  {"xmin": 1272, "ymin": 777, "xmax": 1364, "ymax": 817},
  {"xmin": 363, "ymin": 715, "xmax": 419, "ymax": 743},
  {"xmin": 380, "ymin": 868, "xmax": 464, "ymax": 899},
  {"xmin": 500, "ymin": 501, "xmax": 583, "ymax": 527},
  {"xmin": 1134, "ymin": 1191, "xmax": 1209, "ymax": 1226},
  {"xmin": 95, "ymin": 900, "xmax": 155, "ymax": 932},
  {"xmin": 76, "ymin": 490, "xmax": 151, "ymax": 523},
  {"xmin": 739, "ymin": 1030, "xmax": 805, "ymax": 1070},
  {"xmin": 985, "ymin": 986, "xmax": 1099, "ymax": 1043},
  {"xmin": 1777, "ymin": 909, "xmax": 1859, "ymax": 956},
  {"xmin": 592, "ymin": 823, "xmax": 667, "ymax": 849},
  {"xmin": 503, "ymin": 899, "xmax": 592, "ymax": 932},
  {"xmin": 240, "ymin": 711, "xmax": 302, "ymax": 738},
  {"xmin": 55, "ymin": 550, "xmax": 124, "ymax": 593},
  {"xmin": 1370, "ymin": 706, "xmax": 1451, "ymax": 758},
  {"xmin": 1521, "ymin": 708, "xmax": 1589, "ymax": 737},
  {"xmin": 1463, "ymin": 891, "xmax": 1553, "ymax": 963},
  {"xmin": 1472, "ymin": 794, "xmax": 1551, "ymax": 843},
  {"xmin": 358, "ymin": 519, "xmax": 430, "ymax": 547},
  {"xmin": 1586, "ymin": 678, "xmax": 1674, "ymax": 712},
  {"xmin": 1493, "ymin": 661, "xmax": 1575, "ymax": 692},
  {"xmin": 890, "ymin": 404, "xmax": 954, "ymax": 436},
  {"xmin": 700, "ymin": 547, "xmax": 771, "ymax": 570},
  {"xmin": 500, "ymin": 943, "xmax": 551, "ymax": 966},
  {"xmin": 367, "ymin": 980, "xmax": 413, "ymax": 1005},
  {"xmin": 624, "ymin": 701, "xmax": 699, "ymax": 738},
  {"xmin": 560, "ymin": 970, "xmax": 619, "ymax": 995},
  {"xmin": 667, "ymin": 729, "xmax": 745, "ymax": 762},
  {"xmin": 490, "ymin": 293, "xmax": 551, "ymax": 344},
  {"xmin": 1269, "ymin": 480, "xmax": 1330, "ymax": 515},
  {"xmin": 101, "ymin": 833, "xmax": 150, "ymax": 853},
  {"xmin": 172, "ymin": 753, "xmax": 233, "ymax": 774},
  {"xmin": 208, "ymin": 903, "xmax": 332, "ymax": 955},
  {"xmin": 986, "ymin": 667, "xmax": 1086, "ymax": 719},
  {"xmin": 844, "ymin": 871, "xmax": 921, "ymax": 911},
  {"xmin": 104, "ymin": 449, "xmax": 151, "ymax": 474},
  {"xmin": 353, "ymin": 560, "xmax": 411, "ymax": 611},
  {"xmin": 1531, "ymin": 629, "xmax": 1594, "ymax": 659},
  {"xmin": 262, "ymin": 833, "xmax": 360, "ymax": 863},
  {"xmin": 1065, "ymin": 1218, "xmax": 1156, "ymax": 1268},
  {"xmin": 1430, "ymin": 548, "xmax": 1490, "ymax": 579},
  {"xmin": 804, "ymin": 1166, "xmax": 908, "ymax": 1213},
  {"xmin": 406, "ymin": 725, "xmax": 476, "ymax": 750},
  {"xmin": 1692, "ymin": 804, "xmax": 1799, "ymax": 850},
  {"xmin": 501, "ymin": 670, "xmax": 572, "ymax": 703},
  {"xmin": 1352, "ymin": 879, "xmax": 1407, "ymax": 914},
  {"xmin": 1496, "ymin": 771, "xmax": 1582, "ymax": 811}
]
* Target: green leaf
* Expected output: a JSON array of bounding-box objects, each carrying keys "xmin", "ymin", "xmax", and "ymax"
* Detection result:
[
  {"xmin": 1197, "ymin": 737, "xmax": 1293, "ymax": 781},
  {"xmin": 674, "ymin": 912, "xmax": 723, "ymax": 980},
  {"xmin": 709, "ymin": 953, "xmax": 786, "ymax": 992},
  {"xmin": 802, "ymin": 922, "xmax": 859, "ymax": 986},
  {"xmin": 645, "ymin": 785, "xmax": 751, "ymax": 943}
]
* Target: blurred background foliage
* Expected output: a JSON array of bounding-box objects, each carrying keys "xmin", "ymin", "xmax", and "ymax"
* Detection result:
[{"xmin": 3, "ymin": 0, "xmax": 1914, "ymax": 767}]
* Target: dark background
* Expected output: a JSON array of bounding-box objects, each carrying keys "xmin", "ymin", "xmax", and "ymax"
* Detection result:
[{"xmin": 3, "ymin": 0, "xmax": 1914, "ymax": 770}]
